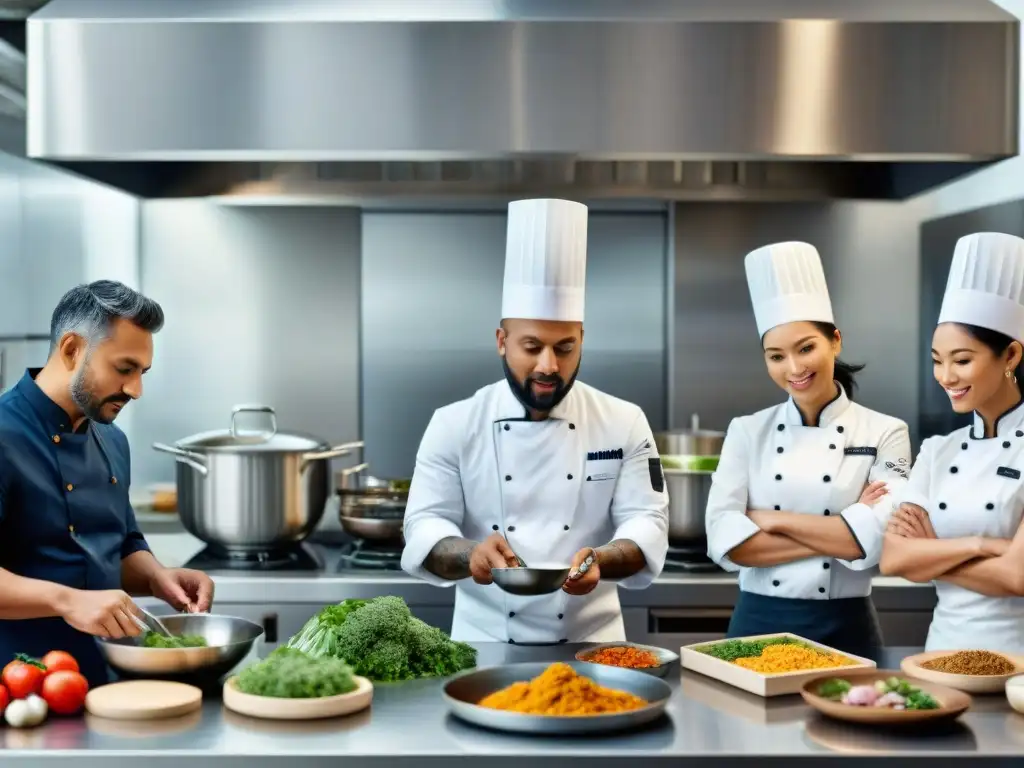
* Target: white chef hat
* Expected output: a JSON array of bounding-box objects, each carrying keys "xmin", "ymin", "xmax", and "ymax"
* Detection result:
[
  {"xmin": 744, "ymin": 241, "xmax": 835, "ymax": 337},
  {"xmin": 938, "ymin": 232, "xmax": 1024, "ymax": 342},
  {"xmin": 501, "ymin": 198, "xmax": 588, "ymax": 322}
]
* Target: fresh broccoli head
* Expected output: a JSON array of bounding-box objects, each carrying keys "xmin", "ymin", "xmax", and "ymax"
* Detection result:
[{"xmin": 285, "ymin": 596, "xmax": 477, "ymax": 682}]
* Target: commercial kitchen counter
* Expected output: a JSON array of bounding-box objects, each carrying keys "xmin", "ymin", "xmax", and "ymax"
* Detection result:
[
  {"xmin": 194, "ymin": 542, "xmax": 936, "ymax": 612},
  {"xmin": 2, "ymin": 644, "xmax": 1021, "ymax": 767}
]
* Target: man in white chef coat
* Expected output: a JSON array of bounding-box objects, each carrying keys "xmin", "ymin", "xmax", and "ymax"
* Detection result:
[{"xmin": 401, "ymin": 198, "xmax": 669, "ymax": 644}]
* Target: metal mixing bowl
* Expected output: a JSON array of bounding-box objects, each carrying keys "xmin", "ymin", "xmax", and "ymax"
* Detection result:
[
  {"xmin": 97, "ymin": 613, "xmax": 264, "ymax": 688},
  {"xmin": 491, "ymin": 566, "xmax": 571, "ymax": 596}
]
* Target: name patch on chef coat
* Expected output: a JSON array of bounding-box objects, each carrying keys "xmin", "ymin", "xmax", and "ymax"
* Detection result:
[
  {"xmin": 587, "ymin": 449, "xmax": 624, "ymax": 461},
  {"xmin": 648, "ymin": 458, "xmax": 664, "ymax": 492},
  {"xmin": 997, "ymin": 466, "xmax": 1021, "ymax": 480},
  {"xmin": 844, "ymin": 446, "xmax": 878, "ymax": 456}
]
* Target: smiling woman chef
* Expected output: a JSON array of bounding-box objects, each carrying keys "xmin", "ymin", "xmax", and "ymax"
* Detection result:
[
  {"xmin": 882, "ymin": 232, "xmax": 1024, "ymax": 653},
  {"xmin": 401, "ymin": 198, "xmax": 669, "ymax": 644},
  {"xmin": 705, "ymin": 242, "xmax": 911, "ymax": 663}
]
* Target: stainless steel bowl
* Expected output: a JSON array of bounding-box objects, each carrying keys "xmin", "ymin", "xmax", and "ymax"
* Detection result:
[
  {"xmin": 443, "ymin": 661, "xmax": 673, "ymax": 734},
  {"xmin": 575, "ymin": 642, "xmax": 681, "ymax": 678},
  {"xmin": 97, "ymin": 613, "xmax": 264, "ymax": 688},
  {"xmin": 491, "ymin": 566, "xmax": 571, "ymax": 596},
  {"xmin": 339, "ymin": 514, "xmax": 404, "ymax": 541}
]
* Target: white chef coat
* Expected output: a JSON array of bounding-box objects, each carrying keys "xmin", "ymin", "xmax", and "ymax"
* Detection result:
[
  {"xmin": 706, "ymin": 384, "xmax": 911, "ymax": 598},
  {"xmin": 401, "ymin": 379, "xmax": 669, "ymax": 644},
  {"xmin": 897, "ymin": 402, "xmax": 1024, "ymax": 653}
]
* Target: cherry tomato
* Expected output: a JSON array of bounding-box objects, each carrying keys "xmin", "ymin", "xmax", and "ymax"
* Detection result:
[
  {"xmin": 0, "ymin": 684, "xmax": 9, "ymax": 714},
  {"xmin": 2, "ymin": 660, "xmax": 46, "ymax": 699},
  {"xmin": 41, "ymin": 671, "xmax": 89, "ymax": 715},
  {"xmin": 40, "ymin": 651, "xmax": 79, "ymax": 675}
]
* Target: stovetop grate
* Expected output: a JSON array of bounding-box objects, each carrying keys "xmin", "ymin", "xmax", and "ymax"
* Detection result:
[
  {"xmin": 184, "ymin": 543, "xmax": 324, "ymax": 572},
  {"xmin": 663, "ymin": 541, "xmax": 721, "ymax": 573},
  {"xmin": 336, "ymin": 539, "xmax": 404, "ymax": 572}
]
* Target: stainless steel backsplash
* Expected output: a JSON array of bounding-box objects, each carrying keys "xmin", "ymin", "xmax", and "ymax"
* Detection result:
[
  {"xmin": 127, "ymin": 199, "xmax": 920, "ymax": 485},
  {"xmin": 360, "ymin": 210, "xmax": 668, "ymax": 479},
  {"xmin": 131, "ymin": 202, "xmax": 363, "ymax": 486},
  {"xmin": 672, "ymin": 202, "xmax": 921, "ymax": 442}
]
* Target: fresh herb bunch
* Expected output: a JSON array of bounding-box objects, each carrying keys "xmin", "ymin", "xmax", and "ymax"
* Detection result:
[
  {"xmin": 234, "ymin": 647, "xmax": 357, "ymax": 698},
  {"xmin": 286, "ymin": 596, "xmax": 478, "ymax": 682},
  {"xmin": 694, "ymin": 637, "xmax": 812, "ymax": 662},
  {"xmin": 142, "ymin": 632, "xmax": 208, "ymax": 649}
]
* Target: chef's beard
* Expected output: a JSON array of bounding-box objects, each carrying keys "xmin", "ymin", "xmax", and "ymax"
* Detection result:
[
  {"xmin": 70, "ymin": 354, "xmax": 130, "ymax": 424},
  {"xmin": 502, "ymin": 357, "xmax": 581, "ymax": 414}
]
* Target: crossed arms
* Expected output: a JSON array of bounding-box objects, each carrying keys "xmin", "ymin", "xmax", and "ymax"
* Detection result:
[
  {"xmin": 705, "ymin": 418, "xmax": 912, "ymax": 571},
  {"xmin": 880, "ymin": 504, "xmax": 1024, "ymax": 596}
]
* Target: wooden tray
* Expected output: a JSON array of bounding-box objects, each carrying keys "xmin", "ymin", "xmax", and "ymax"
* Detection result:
[
  {"xmin": 222, "ymin": 675, "xmax": 373, "ymax": 720},
  {"xmin": 901, "ymin": 650, "xmax": 1024, "ymax": 694},
  {"xmin": 801, "ymin": 668, "xmax": 972, "ymax": 725},
  {"xmin": 680, "ymin": 632, "xmax": 876, "ymax": 697}
]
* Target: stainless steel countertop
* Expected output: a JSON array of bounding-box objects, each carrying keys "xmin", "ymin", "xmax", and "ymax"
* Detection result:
[
  {"xmin": 199, "ymin": 543, "xmax": 936, "ymax": 611},
  {"xmin": 1, "ymin": 645, "xmax": 1020, "ymax": 766}
]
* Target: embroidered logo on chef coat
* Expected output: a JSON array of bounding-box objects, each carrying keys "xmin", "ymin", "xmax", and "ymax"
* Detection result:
[
  {"xmin": 997, "ymin": 466, "xmax": 1021, "ymax": 480},
  {"xmin": 885, "ymin": 461, "xmax": 909, "ymax": 479},
  {"xmin": 587, "ymin": 449, "xmax": 624, "ymax": 461},
  {"xmin": 844, "ymin": 446, "xmax": 878, "ymax": 456}
]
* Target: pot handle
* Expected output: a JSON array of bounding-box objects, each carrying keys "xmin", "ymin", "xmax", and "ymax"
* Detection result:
[
  {"xmin": 231, "ymin": 404, "xmax": 278, "ymax": 442},
  {"xmin": 153, "ymin": 442, "xmax": 209, "ymax": 477},
  {"xmin": 300, "ymin": 440, "xmax": 364, "ymax": 473},
  {"xmin": 339, "ymin": 462, "xmax": 370, "ymax": 477}
]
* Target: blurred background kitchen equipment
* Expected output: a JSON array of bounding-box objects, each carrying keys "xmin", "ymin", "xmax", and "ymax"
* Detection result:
[
  {"xmin": 97, "ymin": 613, "xmax": 264, "ymax": 689},
  {"xmin": 152, "ymin": 404, "xmax": 362, "ymax": 570},
  {"xmin": 329, "ymin": 463, "xmax": 410, "ymax": 568},
  {"xmin": 655, "ymin": 414, "xmax": 725, "ymax": 573}
]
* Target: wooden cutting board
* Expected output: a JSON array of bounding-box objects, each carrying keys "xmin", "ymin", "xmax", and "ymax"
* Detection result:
[{"xmin": 85, "ymin": 680, "xmax": 203, "ymax": 720}]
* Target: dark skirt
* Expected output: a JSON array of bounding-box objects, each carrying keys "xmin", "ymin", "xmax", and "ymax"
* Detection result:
[{"xmin": 727, "ymin": 590, "xmax": 884, "ymax": 665}]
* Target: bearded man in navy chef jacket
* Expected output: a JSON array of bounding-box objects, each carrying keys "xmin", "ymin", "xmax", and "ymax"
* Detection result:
[{"xmin": 0, "ymin": 280, "xmax": 214, "ymax": 688}]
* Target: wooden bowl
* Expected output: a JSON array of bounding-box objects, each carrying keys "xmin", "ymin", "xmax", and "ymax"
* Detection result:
[
  {"xmin": 901, "ymin": 651, "xmax": 1024, "ymax": 694},
  {"xmin": 801, "ymin": 669, "xmax": 971, "ymax": 726},
  {"xmin": 222, "ymin": 675, "xmax": 373, "ymax": 720}
]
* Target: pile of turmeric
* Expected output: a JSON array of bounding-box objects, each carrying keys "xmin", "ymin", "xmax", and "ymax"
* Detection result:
[
  {"xmin": 477, "ymin": 662, "xmax": 649, "ymax": 716},
  {"xmin": 731, "ymin": 643, "xmax": 857, "ymax": 675}
]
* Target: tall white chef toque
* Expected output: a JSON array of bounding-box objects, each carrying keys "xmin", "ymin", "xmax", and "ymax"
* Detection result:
[
  {"xmin": 744, "ymin": 241, "xmax": 835, "ymax": 338},
  {"xmin": 501, "ymin": 198, "xmax": 589, "ymax": 323},
  {"xmin": 938, "ymin": 232, "xmax": 1024, "ymax": 342}
]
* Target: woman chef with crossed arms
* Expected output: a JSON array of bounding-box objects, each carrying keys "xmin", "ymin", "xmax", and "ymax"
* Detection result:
[
  {"xmin": 401, "ymin": 198, "xmax": 669, "ymax": 644},
  {"xmin": 883, "ymin": 232, "xmax": 1024, "ymax": 653},
  {"xmin": 704, "ymin": 242, "xmax": 912, "ymax": 663}
]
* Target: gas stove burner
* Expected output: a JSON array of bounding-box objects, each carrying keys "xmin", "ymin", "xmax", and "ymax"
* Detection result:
[
  {"xmin": 185, "ymin": 543, "xmax": 323, "ymax": 572},
  {"xmin": 664, "ymin": 541, "xmax": 721, "ymax": 574},
  {"xmin": 336, "ymin": 539, "xmax": 404, "ymax": 572}
]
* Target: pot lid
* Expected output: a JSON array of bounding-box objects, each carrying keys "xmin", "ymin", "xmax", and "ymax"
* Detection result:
[
  {"xmin": 177, "ymin": 429, "xmax": 327, "ymax": 452},
  {"xmin": 173, "ymin": 405, "xmax": 328, "ymax": 453}
]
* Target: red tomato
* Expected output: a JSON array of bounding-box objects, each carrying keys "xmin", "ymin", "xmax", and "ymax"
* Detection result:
[
  {"xmin": 0, "ymin": 684, "xmax": 9, "ymax": 714},
  {"xmin": 2, "ymin": 660, "xmax": 45, "ymax": 699},
  {"xmin": 40, "ymin": 651, "xmax": 79, "ymax": 675},
  {"xmin": 41, "ymin": 671, "xmax": 89, "ymax": 715}
]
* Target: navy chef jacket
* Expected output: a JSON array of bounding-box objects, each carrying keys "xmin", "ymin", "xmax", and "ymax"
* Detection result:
[{"xmin": 0, "ymin": 369, "xmax": 150, "ymax": 687}]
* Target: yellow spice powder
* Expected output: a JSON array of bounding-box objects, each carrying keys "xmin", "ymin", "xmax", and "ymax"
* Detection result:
[{"xmin": 732, "ymin": 643, "xmax": 856, "ymax": 675}]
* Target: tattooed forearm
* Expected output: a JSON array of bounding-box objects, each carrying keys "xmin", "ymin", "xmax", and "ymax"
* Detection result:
[
  {"xmin": 424, "ymin": 537, "xmax": 478, "ymax": 581},
  {"xmin": 594, "ymin": 539, "xmax": 647, "ymax": 579}
]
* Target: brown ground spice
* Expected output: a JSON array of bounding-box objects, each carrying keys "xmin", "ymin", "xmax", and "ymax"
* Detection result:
[{"xmin": 921, "ymin": 650, "xmax": 1017, "ymax": 676}]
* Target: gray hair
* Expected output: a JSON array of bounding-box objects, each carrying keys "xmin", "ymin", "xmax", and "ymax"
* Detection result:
[{"xmin": 49, "ymin": 280, "xmax": 164, "ymax": 353}]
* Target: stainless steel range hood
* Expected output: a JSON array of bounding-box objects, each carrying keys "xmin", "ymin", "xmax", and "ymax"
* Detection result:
[{"xmin": 22, "ymin": 0, "xmax": 1021, "ymax": 200}]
